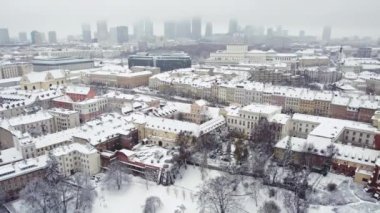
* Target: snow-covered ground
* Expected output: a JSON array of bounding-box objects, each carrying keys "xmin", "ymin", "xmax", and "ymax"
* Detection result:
[
  {"xmin": 93, "ymin": 166, "xmax": 221, "ymax": 213},
  {"xmin": 5, "ymin": 167, "xmax": 380, "ymax": 213}
]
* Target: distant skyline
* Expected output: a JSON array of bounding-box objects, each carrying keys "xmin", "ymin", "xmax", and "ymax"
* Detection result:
[{"xmin": 0, "ymin": 0, "xmax": 379, "ymax": 39}]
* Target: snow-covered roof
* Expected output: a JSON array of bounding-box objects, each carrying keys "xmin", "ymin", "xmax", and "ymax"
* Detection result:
[
  {"xmin": 195, "ymin": 99, "xmax": 208, "ymax": 107},
  {"xmin": 48, "ymin": 108, "xmax": 78, "ymax": 115},
  {"xmin": 269, "ymin": 113, "xmax": 291, "ymax": 125},
  {"xmin": 0, "ymin": 147, "xmax": 23, "ymax": 166},
  {"xmin": 53, "ymin": 95, "xmax": 73, "ymax": 103},
  {"xmin": 276, "ymin": 136, "xmax": 380, "ymax": 167},
  {"xmin": 0, "ymin": 155, "xmax": 47, "ymax": 181},
  {"xmin": 292, "ymin": 113, "xmax": 379, "ymax": 141},
  {"xmin": 125, "ymin": 144, "xmax": 179, "ymax": 169},
  {"xmin": 65, "ymin": 85, "xmax": 91, "ymax": 95},
  {"xmin": 0, "ymin": 110, "xmax": 53, "ymax": 129},
  {"xmin": 241, "ymin": 104, "xmax": 282, "ymax": 115},
  {"xmin": 24, "ymin": 113, "xmax": 135, "ymax": 149},
  {"xmin": 52, "ymin": 143, "xmax": 97, "ymax": 156},
  {"xmin": 23, "ymin": 69, "xmax": 65, "ymax": 83}
]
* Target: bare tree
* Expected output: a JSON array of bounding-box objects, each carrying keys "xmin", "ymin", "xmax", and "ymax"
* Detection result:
[
  {"xmin": 250, "ymin": 181, "xmax": 258, "ymax": 207},
  {"xmin": 234, "ymin": 139, "xmax": 249, "ymax": 165},
  {"xmin": 174, "ymin": 131, "xmax": 193, "ymax": 168},
  {"xmin": 54, "ymin": 181, "xmax": 73, "ymax": 213},
  {"xmin": 248, "ymin": 118, "xmax": 279, "ymax": 177},
  {"xmin": 260, "ymin": 201, "xmax": 280, "ymax": 213},
  {"xmin": 283, "ymin": 191, "xmax": 296, "ymax": 213},
  {"xmin": 196, "ymin": 176, "xmax": 243, "ymax": 213},
  {"xmin": 281, "ymin": 137, "xmax": 293, "ymax": 167},
  {"xmin": 143, "ymin": 196, "xmax": 163, "ymax": 213},
  {"xmin": 103, "ymin": 161, "xmax": 130, "ymax": 190},
  {"xmin": 144, "ymin": 168, "xmax": 158, "ymax": 189},
  {"xmin": 174, "ymin": 204, "xmax": 186, "ymax": 213},
  {"xmin": 45, "ymin": 152, "xmax": 64, "ymax": 185},
  {"xmin": 70, "ymin": 172, "xmax": 97, "ymax": 212},
  {"xmin": 265, "ymin": 162, "xmax": 279, "ymax": 185},
  {"xmin": 196, "ymin": 133, "xmax": 220, "ymax": 179},
  {"xmin": 20, "ymin": 179, "xmax": 53, "ymax": 213}
]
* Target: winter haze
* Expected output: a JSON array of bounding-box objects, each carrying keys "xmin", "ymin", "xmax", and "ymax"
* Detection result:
[{"xmin": 0, "ymin": 0, "xmax": 379, "ymax": 38}]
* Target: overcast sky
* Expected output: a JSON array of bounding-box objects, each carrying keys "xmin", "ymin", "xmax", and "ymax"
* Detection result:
[{"xmin": 0, "ymin": 0, "xmax": 379, "ymax": 39}]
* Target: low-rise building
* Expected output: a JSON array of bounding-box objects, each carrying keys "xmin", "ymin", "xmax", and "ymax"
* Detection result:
[
  {"xmin": 72, "ymin": 97, "xmax": 108, "ymax": 122},
  {"xmin": 0, "ymin": 155, "xmax": 47, "ymax": 201},
  {"xmin": 224, "ymin": 103, "xmax": 290, "ymax": 140},
  {"xmin": 102, "ymin": 145, "xmax": 179, "ymax": 185},
  {"xmin": 0, "ymin": 62, "xmax": 32, "ymax": 79},
  {"xmin": 65, "ymin": 85, "xmax": 96, "ymax": 101},
  {"xmin": 48, "ymin": 108, "xmax": 80, "ymax": 131},
  {"xmin": 298, "ymin": 56, "xmax": 329, "ymax": 67},
  {"xmin": 291, "ymin": 113, "xmax": 380, "ymax": 149},
  {"xmin": 32, "ymin": 57, "xmax": 94, "ymax": 72},
  {"xmin": 274, "ymin": 136, "xmax": 380, "ymax": 183},
  {"xmin": 0, "ymin": 110, "xmax": 56, "ymax": 136},
  {"xmin": 129, "ymin": 113, "xmax": 225, "ymax": 147},
  {"xmin": 20, "ymin": 69, "xmax": 67, "ymax": 91},
  {"xmin": 84, "ymin": 68, "xmax": 153, "ymax": 89},
  {"xmin": 52, "ymin": 143, "xmax": 100, "ymax": 176},
  {"xmin": 14, "ymin": 113, "xmax": 138, "ymax": 158},
  {"xmin": 52, "ymin": 95, "xmax": 108, "ymax": 123}
]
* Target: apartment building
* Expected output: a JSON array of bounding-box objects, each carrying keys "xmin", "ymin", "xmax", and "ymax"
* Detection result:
[
  {"xmin": 72, "ymin": 97, "xmax": 108, "ymax": 122},
  {"xmin": 149, "ymin": 68, "xmax": 379, "ymax": 123},
  {"xmin": 130, "ymin": 113, "xmax": 225, "ymax": 147},
  {"xmin": 224, "ymin": 104, "xmax": 290, "ymax": 140},
  {"xmin": 0, "ymin": 62, "xmax": 33, "ymax": 79},
  {"xmin": 0, "ymin": 155, "xmax": 47, "ymax": 201},
  {"xmin": 83, "ymin": 66, "xmax": 153, "ymax": 88},
  {"xmin": 48, "ymin": 108, "xmax": 80, "ymax": 131},
  {"xmin": 65, "ymin": 85, "xmax": 96, "ymax": 101},
  {"xmin": 20, "ymin": 69, "xmax": 67, "ymax": 91},
  {"xmin": 290, "ymin": 113, "xmax": 379, "ymax": 149},
  {"xmin": 52, "ymin": 143, "xmax": 100, "ymax": 176},
  {"xmin": 274, "ymin": 136, "xmax": 380, "ymax": 183}
]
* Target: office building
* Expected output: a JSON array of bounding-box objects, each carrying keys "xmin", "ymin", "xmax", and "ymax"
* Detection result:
[
  {"xmin": 0, "ymin": 61, "xmax": 32, "ymax": 79},
  {"xmin": 357, "ymin": 47, "xmax": 372, "ymax": 58},
  {"xmin": 299, "ymin": 30, "xmax": 305, "ymax": 38},
  {"xmin": 53, "ymin": 143, "xmax": 100, "ymax": 177},
  {"xmin": 164, "ymin": 21, "xmax": 176, "ymax": 39},
  {"xmin": 109, "ymin": 27, "xmax": 117, "ymax": 44},
  {"xmin": 228, "ymin": 19, "xmax": 239, "ymax": 35},
  {"xmin": 176, "ymin": 20, "xmax": 191, "ymax": 38},
  {"xmin": 145, "ymin": 19, "xmax": 154, "ymax": 38},
  {"xmin": 48, "ymin": 31, "xmax": 57, "ymax": 43},
  {"xmin": 133, "ymin": 20, "xmax": 145, "ymax": 39},
  {"xmin": 32, "ymin": 57, "xmax": 94, "ymax": 72},
  {"xmin": 191, "ymin": 17, "xmax": 202, "ymax": 39},
  {"xmin": 128, "ymin": 52, "xmax": 191, "ymax": 72},
  {"xmin": 116, "ymin": 26, "xmax": 129, "ymax": 43},
  {"xmin": 96, "ymin": 20, "xmax": 108, "ymax": 43},
  {"xmin": 0, "ymin": 28, "xmax": 10, "ymax": 44},
  {"xmin": 322, "ymin": 26, "xmax": 332, "ymax": 41},
  {"xmin": 31, "ymin": 31, "xmax": 43, "ymax": 45},
  {"xmin": 205, "ymin": 22, "xmax": 213, "ymax": 37},
  {"xmin": 82, "ymin": 24, "xmax": 92, "ymax": 43},
  {"xmin": 267, "ymin": 28, "xmax": 274, "ymax": 37},
  {"xmin": 18, "ymin": 32, "xmax": 27, "ymax": 42}
]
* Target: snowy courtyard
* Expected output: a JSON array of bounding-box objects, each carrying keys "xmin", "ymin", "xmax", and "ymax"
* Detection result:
[{"xmin": 93, "ymin": 166, "xmax": 221, "ymax": 213}]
